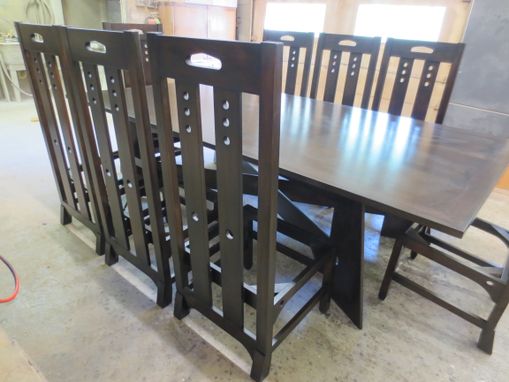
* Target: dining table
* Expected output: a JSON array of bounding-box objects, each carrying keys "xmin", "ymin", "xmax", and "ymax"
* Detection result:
[{"xmin": 104, "ymin": 86, "xmax": 509, "ymax": 329}]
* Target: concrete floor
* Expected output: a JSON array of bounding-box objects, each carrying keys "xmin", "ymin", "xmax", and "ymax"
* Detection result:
[{"xmin": 1, "ymin": 99, "xmax": 509, "ymax": 382}]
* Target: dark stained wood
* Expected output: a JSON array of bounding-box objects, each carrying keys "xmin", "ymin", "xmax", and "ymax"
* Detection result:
[
  {"xmin": 102, "ymin": 22, "xmax": 163, "ymax": 85},
  {"xmin": 148, "ymin": 34, "xmax": 334, "ymax": 382},
  {"xmin": 213, "ymin": 87, "xmax": 244, "ymax": 327},
  {"xmin": 113, "ymin": 87, "xmax": 509, "ymax": 238},
  {"xmin": 102, "ymin": 22, "xmax": 163, "ymax": 32},
  {"xmin": 310, "ymin": 33, "xmax": 380, "ymax": 108},
  {"xmin": 82, "ymin": 62, "xmax": 129, "ymax": 249},
  {"xmin": 110, "ymin": 82, "xmax": 509, "ymax": 335},
  {"xmin": 263, "ymin": 29, "xmax": 314, "ymax": 97},
  {"xmin": 331, "ymin": 197, "xmax": 364, "ymax": 329},
  {"xmin": 380, "ymin": 215, "xmax": 412, "ymax": 238},
  {"xmin": 105, "ymin": 60, "xmax": 509, "ymax": 338},
  {"xmin": 174, "ymin": 80, "xmax": 213, "ymax": 307},
  {"xmin": 62, "ymin": 27, "xmax": 172, "ymax": 307},
  {"xmin": 372, "ymin": 38, "xmax": 465, "ymax": 123},
  {"xmin": 379, "ymin": 220, "xmax": 509, "ymax": 354},
  {"xmin": 15, "ymin": 22, "xmax": 105, "ymax": 255}
]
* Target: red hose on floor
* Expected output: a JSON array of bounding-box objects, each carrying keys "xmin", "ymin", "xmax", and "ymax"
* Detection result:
[{"xmin": 0, "ymin": 256, "xmax": 19, "ymax": 303}]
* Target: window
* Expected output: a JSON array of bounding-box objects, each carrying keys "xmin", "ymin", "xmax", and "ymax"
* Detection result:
[
  {"xmin": 264, "ymin": 2, "xmax": 327, "ymax": 34},
  {"xmin": 354, "ymin": 4, "xmax": 446, "ymax": 42}
]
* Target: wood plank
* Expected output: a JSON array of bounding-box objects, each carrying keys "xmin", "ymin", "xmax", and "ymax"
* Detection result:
[
  {"xmin": 84, "ymin": 64, "xmax": 129, "ymax": 248},
  {"xmin": 175, "ymin": 81, "xmax": 212, "ymax": 306},
  {"xmin": 105, "ymin": 67, "xmax": 150, "ymax": 265}
]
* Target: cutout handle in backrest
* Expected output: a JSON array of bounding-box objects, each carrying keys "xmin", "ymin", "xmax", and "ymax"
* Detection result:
[
  {"xmin": 126, "ymin": 28, "xmax": 143, "ymax": 34},
  {"xmin": 85, "ymin": 40, "xmax": 107, "ymax": 54},
  {"xmin": 339, "ymin": 39, "xmax": 357, "ymax": 47},
  {"xmin": 185, "ymin": 53, "xmax": 222, "ymax": 70},
  {"xmin": 280, "ymin": 35, "xmax": 295, "ymax": 42},
  {"xmin": 31, "ymin": 32, "xmax": 44, "ymax": 43},
  {"xmin": 411, "ymin": 46, "xmax": 434, "ymax": 54}
]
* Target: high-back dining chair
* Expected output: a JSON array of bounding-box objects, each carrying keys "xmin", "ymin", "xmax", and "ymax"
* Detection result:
[
  {"xmin": 15, "ymin": 22, "xmax": 105, "ymax": 255},
  {"xmin": 372, "ymin": 38, "xmax": 465, "ymax": 123},
  {"xmin": 148, "ymin": 34, "xmax": 334, "ymax": 381},
  {"xmin": 379, "ymin": 219, "xmax": 509, "ymax": 355},
  {"xmin": 310, "ymin": 33, "xmax": 381, "ymax": 108},
  {"xmin": 102, "ymin": 22, "xmax": 163, "ymax": 85},
  {"xmin": 62, "ymin": 27, "xmax": 172, "ymax": 307},
  {"xmin": 263, "ymin": 29, "xmax": 314, "ymax": 97}
]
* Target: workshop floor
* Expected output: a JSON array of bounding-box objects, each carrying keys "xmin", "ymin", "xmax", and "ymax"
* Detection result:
[{"xmin": 1, "ymin": 99, "xmax": 508, "ymax": 382}]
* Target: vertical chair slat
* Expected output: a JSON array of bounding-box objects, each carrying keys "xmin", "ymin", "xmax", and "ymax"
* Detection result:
[
  {"xmin": 342, "ymin": 52, "xmax": 363, "ymax": 106},
  {"xmin": 388, "ymin": 58, "xmax": 414, "ymax": 117},
  {"xmin": 323, "ymin": 50, "xmax": 341, "ymax": 103},
  {"xmin": 412, "ymin": 60, "xmax": 440, "ymax": 121},
  {"xmin": 105, "ymin": 67, "xmax": 151, "ymax": 266},
  {"xmin": 309, "ymin": 36, "xmax": 323, "ymax": 100},
  {"xmin": 82, "ymin": 63, "xmax": 130, "ymax": 248},
  {"xmin": 285, "ymin": 47, "xmax": 300, "ymax": 95},
  {"xmin": 150, "ymin": 75, "xmax": 188, "ymax": 292},
  {"xmin": 43, "ymin": 54, "xmax": 91, "ymax": 218},
  {"xmin": 175, "ymin": 81, "xmax": 212, "ymax": 306},
  {"xmin": 213, "ymin": 88, "xmax": 244, "ymax": 328}
]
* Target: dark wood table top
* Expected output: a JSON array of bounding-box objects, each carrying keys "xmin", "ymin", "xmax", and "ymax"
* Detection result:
[{"xmin": 105, "ymin": 87, "xmax": 509, "ymax": 237}]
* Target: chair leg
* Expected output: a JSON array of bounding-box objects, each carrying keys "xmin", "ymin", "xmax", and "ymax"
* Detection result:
[
  {"xmin": 156, "ymin": 282, "xmax": 172, "ymax": 308},
  {"xmin": 95, "ymin": 233, "xmax": 105, "ymax": 256},
  {"xmin": 105, "ymin": 242, "xmax": 118, "ymax": 266},
  {"xmin": 478, "ymin": 328, "xmax": 495, "ymax": 354},
  {"xmin": 378, "ymin": 238, "xmax": 405, "ymax": 300},
  {"xmin": 477, "ymin": 290, "xmax": 509, "ymax": 354},
  {"xmin": 60, "ymin": 205, "xmax": 72, "ymax": 225},
  {"xmin": 410, "ymin": 250, "xmax": 418, "ymax": 260},
  {"xmin": 319, "ymin": 253, "xmax": 335, "ymax": 313},
  {"xmin": 174, "ymin": 290, "xmax": 190, "ymax": 319},
  {"xmin": 250, "ymin": 349, "xmax": 272, "ymax": 382}
]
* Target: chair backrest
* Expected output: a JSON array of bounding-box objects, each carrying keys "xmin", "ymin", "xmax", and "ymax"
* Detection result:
[
  {"xmin": 102, "ymin": 22, "xmax": 163, "ymax": 85},
  {"xmin": 62, "ymin": 27, "xmax": 169, "ymax": 284},
  {"xmin": 372, "ymin": 38, "xmax": 465, "ymax": 123},
  {"xmin": 102, "ymin": 22, "xmax": 163, "ymax": 33},
  {"xmin": 148, "ymin": 34, "xmax": 282, "ymax": 346},
  {"xmin": 310, "ymin": 33, "xmax": 381, "ymax": 108},
  {"xmin": 15, "ymin": 22, "xmax": 103, "ymax": 235},
  {"xmin": 263, "ymin": 29, "xmax": 313, "ymax": 97}
]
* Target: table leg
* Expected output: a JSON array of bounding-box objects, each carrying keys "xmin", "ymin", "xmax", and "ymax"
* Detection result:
[
  {"xmin": 330, "ymin": 197, "xmax": 364, "ymax": 329},
  {"xmin": 381, "ymin": 214, "xmax": 411, "ymax": 238}
]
